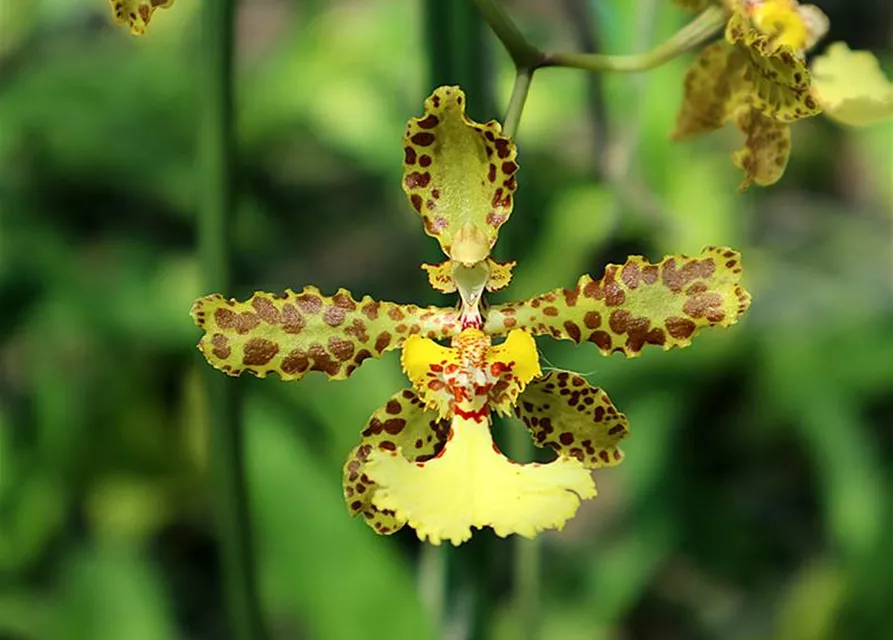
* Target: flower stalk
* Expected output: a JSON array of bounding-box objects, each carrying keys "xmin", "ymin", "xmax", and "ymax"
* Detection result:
[{"xmin": 199, "ymin": 1, "xmax": 264, "ymax": 639}]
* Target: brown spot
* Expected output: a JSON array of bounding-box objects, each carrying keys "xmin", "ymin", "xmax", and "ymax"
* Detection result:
[
  {"xmin": 684, "ymin": 292, "xmax": 723, "ymax": 319},
  {"xmin": 404, "ymin": 146, "xmax": 417, "ymax": 165},
  {"xmin": 380, "ymin": 441, "xmax": 397, "ymax": 451},
  {"xmin": 411, "ymin": 132, "xmax": 435, "ymax": 146},
  {"xmin": 281, "ymin": 304, "xmax": 305, "ymax": 334},
  {"xmin": 590, "ymin": 331, "xmax": 612, "ymax": 351},
  {"xmin": 621, "ymin": 263, "xmax": 641, "ymax": 289},
  {"xmin": 494, "ymin": 138, "xmax": 511, "ymax": 158},
  {"xmin": 344, "ymin": 318, "xmax": 369, "ymax": 343},
  {"xmin": 418, "ymin": 114, "xmax": 440, "ymax": 129},
  {"xmin": 252, "ymin": 297, "xmax": 280, "ymax": 324},
  {"xmin": 583, "ymin": 279, "xmax": 604, "ymax": 300},
  {"xmin": 642, "ymin": 265, "xmax": 659, "ymax": 284},
  {"xmin": 405, "ymin": 171, "xmax": 431, "ymax": 189},
  {"xmin": 410, "ymin": 194, "xmax": 423, "ymax": 212},
  {"xmin": 281, "ymin": 348, "xmax": 309, "ymax": 375},
  {"xmin": 243, "ymin": 338, "xmax": 279, "ymax": 366},
  {"xmin": 383, "ymin": 419, "xmax": 406, "ymax": 435},
  {"xmin": 307, "ymin": 343, "xmax": 339, "ymax": 376},
  {"xmin": 487, "ymin": 163, "xmax": 496, "ymax": 183},
  {"xmin": 583, "ymin": 311, "xmax": 601, "ymax": 329},
  {"xmin": 324, "ymin": 305, "xmax": 346, "ymax": 327},
  {"xmin": 608, "ymin": 425, "xmax": 625, "ymax": 436},
  {"xmin": 563, "ymin": 321, "xmax": 582, "ymax": 342},
  {"xmin": 386, "ymin": 400, "xmax": 401, "ymax": 415},
  {"xmin": 361, "ymin": 301, "xmax": 380, "ymax": 320},
  {"xmin": 419, "ymin": 155, "xmax": 432, "ymax": 168},
  {"xmin": 375, "ymin": 331, "xmax": 392, "ymax": 352},
  {"xmin": 388, "ymin": 307, "xmax": 405, "ymax": 321},
  {"xmin": 501, "ymin": 160, "xmax": 518, "ymax": 175},
  {"xmin": 609, "ymin": 310, "xmax": 631, "ymax": 334},
  {"xmin": 328, "ymin": 336, "xmax": 355, "ymax": 362},
  {"xmin": 559, "ymin": 432, "xmax": 574, "ymax": 446},
  {"xmin": 296, "ymin": 293, "xmax": 323, "ymax": 314},
  {"xmin": 211, "ymin": 333, "xmax": 231, "ymax": 359},
  {"xmin": 665, "ymin": 316, "xmax": 696, "ymax": 340},
  {"xmin": 354, "ymin": 349, "xmax": 373, "ymax": 366},
  {"xmin": 543, "ymin": 306, "xmax": 559, "ymax": 317}
]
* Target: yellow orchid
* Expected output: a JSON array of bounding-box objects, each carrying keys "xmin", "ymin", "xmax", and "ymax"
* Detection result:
[
  {"xmin": 673, "ymin": 0, "xmax": 829, "ymax": 190},
  {"xmin": 810, "ymin": 43, "xmax": 893, "ymax": 127},
  {"xmin": 191, "ymin": 86, "xmax": 752, "ymax": 545},
  {"xmin": 108, "ymin": 0, "xmax": 174, "ymax": 35}
]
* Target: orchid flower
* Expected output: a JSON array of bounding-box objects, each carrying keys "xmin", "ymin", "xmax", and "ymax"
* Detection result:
[
  {"xmin": 672, "ymin": 0, "xmax": 892, "ymax": 190},
  {"xmin": 191, "ymin": 86, "xmax": 752, "ymax": 545}
]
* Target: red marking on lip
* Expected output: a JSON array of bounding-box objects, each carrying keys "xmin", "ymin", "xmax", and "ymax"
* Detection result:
[{"xmin": 454, "ymin": 405, "xmax": 490, "ymax": 423}]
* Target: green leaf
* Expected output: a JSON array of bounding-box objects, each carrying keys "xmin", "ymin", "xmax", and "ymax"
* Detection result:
[{"xmin": 484, "ymin": 246, "xmax": 751, "ymax": 357}]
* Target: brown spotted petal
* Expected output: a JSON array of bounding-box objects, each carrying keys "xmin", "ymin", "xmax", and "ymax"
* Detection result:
[
  {"xmin": 483, "ymin": 246, "xmax": 751, "ymax": 357},
  {"xmin": 344, "ymin": 388, "xmax": 451, "ymax": 536},
  {"xmin": 732, "ymin": 108, "xmax": 792, "ymax": 190},
  {"xmin": 515, "ymin": 371, "xmax": 628, "ymax": 468},
  {"xmin": 726, "ymin": 11, "xmax": 822, "ymax": 122},
  {"xmin": 190, "ymin": 287, "xmax": 460, "ymax": 381},
  {"xmin": 672, "ymin": 42, "xmax": 749, "ymax": 140},
  {"xmin": 109, "ymin": 0, "xmax": 174, "ymax": 35},
  {"xmin": 402, "ymin": 86, "xmax": 518, "ymax": 263}
]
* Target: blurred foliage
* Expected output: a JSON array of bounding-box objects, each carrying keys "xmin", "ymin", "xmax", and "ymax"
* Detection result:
[{"xmin": 1, "ymin": 0, "xmax": 891, "ymax": 639}]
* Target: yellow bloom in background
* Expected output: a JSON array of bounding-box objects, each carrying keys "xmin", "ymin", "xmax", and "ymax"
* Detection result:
[
  {"xmin": 191, "ymin": 86, "xmax": 752, "ymax": 545},
  {"xmin": 811, "ymin": 43, "xmax": 893, "ymax": 127},
  {"xmin": 673, "ymin": 0, "xmax": 827, "ymax": 190},
  {"xmin": 109, "ymin": 0, "xmax": 174, "ymax": 35}
]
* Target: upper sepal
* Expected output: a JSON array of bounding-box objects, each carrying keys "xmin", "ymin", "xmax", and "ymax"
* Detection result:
[
  {"xmin": 402, "ymin": 86, "xmax": 518, "ymax": 264},
  {"xmin": 484, "ymin": 246, "xmax": 751, "ymax": 357},
  {"xmin": 191, "ymin": 287, "xmax": 460, "ymax": 381}
]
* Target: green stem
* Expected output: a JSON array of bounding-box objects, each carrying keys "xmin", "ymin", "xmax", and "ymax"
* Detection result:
[
  {"xmin": 501, "ymin": 68, "xmax": 533, "ymax": 140},
  {"xmin": 199, "ymin": 1, "xmax": 264, "ymax": 639},
  {"xmin": 471, "ymin": 0, "xmax": 543, "ymax": 69},
  {"xmin": 541, "ymin": 6, "xmax": 727, "ymax": 72},
  {"xmin": 418, "ymin": 544, "xmax": 448, "ymax": 633}
]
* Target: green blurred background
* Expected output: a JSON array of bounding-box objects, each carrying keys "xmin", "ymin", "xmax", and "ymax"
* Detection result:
[{"xmin": 1, "ymin": 0, "xmax": 891, "ymax": 638}]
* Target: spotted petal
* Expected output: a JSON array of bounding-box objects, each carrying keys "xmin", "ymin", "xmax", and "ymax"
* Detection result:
[
  {"xmin": 515, "ymin": 371, "xmax": 629, "ymax": 469},
  {"xmin": 343, "ymin": 388, "xmax": 451, "ymax": 536},
  {"xmin": 109, "ymin": 0, "xmax": 174, "ymax": 35},
  {"xmin": 402, "ymin": 86, "xmax": 518, "ymax": 264},
  {"xmin": 733, "ymin": 109, "xmax": 792, "ymax": 190},
  {"xmin": 726, "ymin": 11, "xmax": 821, "ymax": 122},
  {"xmin": 365, "ymin": 412, "xmax": 596, "ymax": 546},
  {"xmin": 190, "ymin": 288, "xmax": 460, "ymax": 381},
  {"xmin": 672, "ymin": 42, "xmax": 749, "ymax": 140},
  {"xmin": 811, "ymin": 43, "xmax": 893, "ymax": 127},
  {"xmin": 484, "ymin": 247, "xmax": 751, "ymax": 357}
]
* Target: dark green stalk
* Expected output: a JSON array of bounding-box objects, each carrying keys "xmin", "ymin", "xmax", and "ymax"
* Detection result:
[{"xmin": 199, "ymin": 2, "xmax": 264, "ymax": 639}]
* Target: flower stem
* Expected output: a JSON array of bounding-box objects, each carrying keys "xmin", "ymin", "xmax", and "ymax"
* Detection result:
[
  {"xmin": 199, "ymin": 1, "xmax": 264, "ymax": 639},
  {"xmin": 471, "ymin": 0, "xmax": 543, "ymax": 69},
  {"xmin": 502, "ymin": 67, "xmax": 533, "ymax": 140},
  {"xmin": 418, "ymin": 544, "xmax": 448, "ymax": 632},
  {"xmin": 540, "ymin": 5, "xmax": 727, "ymax": 72}
]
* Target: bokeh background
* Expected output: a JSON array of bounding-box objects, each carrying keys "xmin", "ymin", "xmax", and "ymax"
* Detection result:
[{"xmin": 1, "ymin": 0, "xmax": 891, "ymax": 639}]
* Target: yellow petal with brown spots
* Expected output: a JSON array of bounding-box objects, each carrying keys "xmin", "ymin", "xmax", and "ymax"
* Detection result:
[
  {"xmin": 483, "ymin": 247, "xmax": 751, "ymax": 357},
  {"xmin": 811, "ymin": 43, "xmax": 893, "ymax": 127},
  {"xmin": 726, "ymin": 11, "xmax": 821, "ymax": 122},
  {"xmin": 515, "ymin": 371, "xmax": 629, "ymax": 469},
  {"xmin": 190, "ymin": 288, "xmax": 461, "ymax": 381},
  {"xmin": 672, "ymin": 42, "xmax": 749, "ymax": 140},
  {"xmin": 109, "ymin": 0, "xmax": 173, "ymax": 35},
  {"xmin": 485, "ymin": 258, "xmax": 516, "ymax": 292},
  {"xmin": 400, "ymin": 328, "xmax": 541, "ymax": 419},
  {"xmin": 402, "ymin": 86, "xmax": 518, "ymax": 264},
  {"xmin": 732, "ymin": 108, "xmax": 792, "ymax": 190},
  {"xmin": 365, "ymin": 412, "xmax": 596, "ymax": 546},
  {"xmin": 421, "ymin": 258, "xmax": 516, "ymax": 295},
  {"xmin": 343, "ymin": 388, "xmax": 451, "ymax": 536}
]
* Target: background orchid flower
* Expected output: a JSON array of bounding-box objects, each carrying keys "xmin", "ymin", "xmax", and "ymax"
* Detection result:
[
  {"xmin": 191, "ymin": 86, "xmax": 752, "ymax": 545},
  {"xmin": 109, "ymin": 0, "xmax": 174, "ymax": 35}
]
